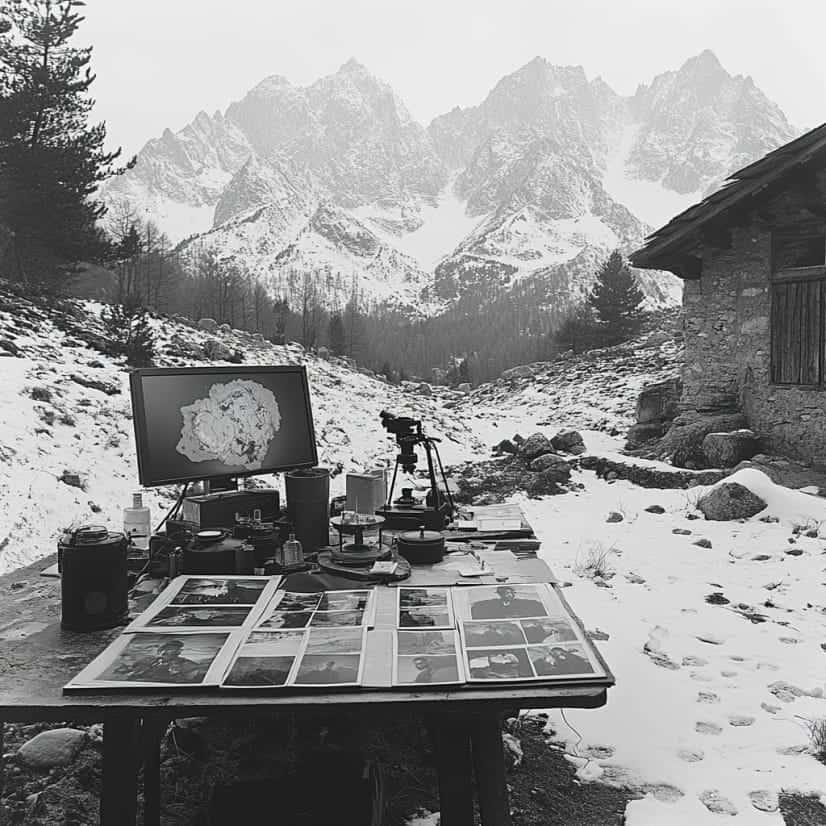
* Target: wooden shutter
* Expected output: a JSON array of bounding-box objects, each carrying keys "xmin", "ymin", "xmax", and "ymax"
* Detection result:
[{"xmin": 771, "ymin": 279, "xmax": 823, "ymax": 384}]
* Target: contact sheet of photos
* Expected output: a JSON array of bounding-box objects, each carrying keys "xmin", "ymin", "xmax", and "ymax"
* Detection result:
[
  {"xmin": 125, "ymin": 575, "xmax": 283, "ymax": 632},
  {"xmin": 221, "ymin": 626, "xmax": 367, "ymax": 689},
  {"xmin": 454, "ymin": 584, "xmax": 606, "ymax": 682},
  {"xmin": 254, "ymin": 589, "xmax": 377, "ymax": 630}
]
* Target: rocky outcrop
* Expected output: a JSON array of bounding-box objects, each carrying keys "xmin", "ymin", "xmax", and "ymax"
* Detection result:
[
  {"xmin": 625, "ymin": 375, "xmax": 682, "ymax": 450},
  {"xmin": 578, "ymin": 455, "xmax": 726, "ymax": 489},
  {"xmin": 702, "ymin": 429, "xmax": 760, "ymax": 468},
  {"xmin": 659, "ymin": 412, "xmax": 748, "ymax": 468},
  {"xmin": 697, "ymin": 482, "xmax": 767, "ymax": 520}
]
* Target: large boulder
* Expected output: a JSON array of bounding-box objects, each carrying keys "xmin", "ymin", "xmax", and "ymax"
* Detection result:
[
  {"xmin": 529, "ymin": 453, "xmax": 571, "ymax": 482},
  {"xmin": 551, "ymin": 429, "xmax": 585, "ymax": 455},
  {"xmin": 697, "ymin": 482, "xmax": 767, "ymax": 521},
  {"xmin": 661, "ymin": 413, "xmax": 749, "ymax": 469},
  {"xmin": 519, "ymin": 432, "xmax": 554, "ymax": 461},
  {"xmin": 702, "ymin": 430, "xmax": 760, "ymax": 468},
  {"xmin": 414, "ymin": 382, "xmax": 432, "ymax": 396},
  {"xmin": 197, "ymin": 317, "xmax": 218, "ymax": 333},
  {"xmin": 636, "ymin": 377, "xmax": 682, "ymax": 424},
  {"xmin": 625, "ymin": 421, "xmax": 668, "ymax": 449},
  {"xmin": 18, "ymin": 728, "xmax": 86, "ymax": 769}
]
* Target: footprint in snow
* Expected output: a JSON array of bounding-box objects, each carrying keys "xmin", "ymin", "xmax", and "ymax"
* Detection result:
[
  {"xmin": 697, "ymin": 691, "xmax": 720, "ymax": 704},
  {"xmin": 583, "ymin": 744, "xmax": 615, "ymax": 759},
  {"xmin": 677, "ymin": 748, "xmax": 704, "ymax": 762},
  {"xmin": 748, "ymin": 790, "xmax": 778, "ymax": 812},
  {"xmin": 695, "ymin": 721, "xmax": 722, "ymax": 735},
  {"xmin": 640, "ymin": 783, "xmax": 684, "ymax": 803},
  {"xmin": 728, "ymin": 715, "xmax": 755, "ymax": 727},
  {"xmin": 696, "ymin": 633, "xmax": 726, "ymax": 645},
  {"xmin": 682, "ymin": 655, "xmax": 708, "ymax": 667},
  {"xmin": 699, "ymin": 790, "xmax": 738, "ymax": 816}
]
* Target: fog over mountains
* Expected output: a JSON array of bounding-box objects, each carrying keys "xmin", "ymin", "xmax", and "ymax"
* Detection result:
[{"xmin": 103, "ymin": 50, "xmax": 798, "ymax": 315}]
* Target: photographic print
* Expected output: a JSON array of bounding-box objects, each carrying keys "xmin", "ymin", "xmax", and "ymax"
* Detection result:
[
  {"xmin": 397, "ymin": 588, "xmax": 454, "ymax": 629},
  {"xmin": 396, "ymin": 655, "xmax": 460, "ymax": 685},
  {"xmin": 318, "ymin": 590, "xmax": 372, "ymax": 612},
  {"xmin": 521, "ymin": 618, "xmax": 579, "ymax": 645},
  {"xmin": 465, "ymin": 585, "xmax": 549, "ymax": 620},
  {"xmin": 172, "ymin": 577, "xmax": 270, "ymax": 605},
  {"xmin": 304, "ymin": 627, "xmax": 364, "ymax": 653},
  {"xmin": 309, "ymin": 610, "xmax": 365, "ymax": 627},
  {"xmin": 527, "ymin": 644, "xmax": 598, "ymax": 678},
  {"xmin": 396, "ymin": 630, "xmax": 457, "ymax": 656},
  {"xmin": 126, "ymin": 575, "xmax": 280, "ymax": 631},
  {"xmin": 293, "ymin": 654, "xmax": 362, "ymax": 686},
  {"xmin": 272, "ymin": 591, "xmax": 323, "ymax": 612},
  {"xmin": 462, "ymin": 621, "xmax": 526, "ymax": 648},
  {"xmin": 223, "ymin": 656, "xmax": 293, "ymax": 687},
  {"xmin": 257, "ymin": 611, "xmax": 313, "ymax": 629},
  {"xmin": 398, "ymin": 587, "xmax": 449, "ymax": 608},
  {"xmin": 145, "ymin": 605, "xmax": 252, "ymax": 628},
  {"xmin": 465, "ymin": 648, "xmax": 534, "ymax": 681},
  {"xmin": 65, "ymin": 631, "xmax": 235, "ymax": 690}
]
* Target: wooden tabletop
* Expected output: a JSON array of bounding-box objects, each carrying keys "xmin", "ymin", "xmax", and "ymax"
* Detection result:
[{"xmin": 0, "ymin": 546, "xmax": 612, "ymax": 723}]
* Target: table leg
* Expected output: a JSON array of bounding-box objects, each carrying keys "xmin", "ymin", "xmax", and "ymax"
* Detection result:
[
  {"xmin": 100, "ymin": 717, "xmax": 140, "ymax": 826},
  {"xmin": 428, "ymin": 716, "xmax": 475, "ymax": 826},
  {"xmin": 141, "ymin": 716, "xmax": 168, "ymax": 826},
  {"xmin": 470, "ymin": 714, "xmax": 511, "ymax": 826}
]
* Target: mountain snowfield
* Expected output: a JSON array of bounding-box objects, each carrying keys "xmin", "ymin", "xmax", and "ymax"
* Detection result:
[
  {"xmin": 102, "ymin": 50, "xmax": 797, "ymax": 315},
  {"xmin": 1, "ymin": 293, "xmax": 825, "ymax": 823}
]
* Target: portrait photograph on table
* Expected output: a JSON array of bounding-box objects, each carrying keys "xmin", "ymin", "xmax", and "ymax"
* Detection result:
[
  {"xmin": 125, "ymin": 575, "xmax": 281, "ymax": 632},
  {"xmin": 393, "ymin": 630, "xmax": 463, "ymax": 686},
  {"xmin": 454, "ymin": 583, "xmax": 563, "ymax": 622},
  {"xmin": 397, "ymin": 587, "xmax": 454, "ymax": 629},
  {"xmin": 292, "ymin": 627, "xmax": 366, "ymax": 687},
  {"xmin": 65, "ymin": 630, "xmax": 239, "ymax": 690}
]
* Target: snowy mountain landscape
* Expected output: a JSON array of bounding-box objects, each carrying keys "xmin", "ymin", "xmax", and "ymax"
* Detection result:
[
  {"xmin": 102, "ymin": 50, "xmax": 797, "ymax": 314},
  {"xmin": 2, "ymin": 287, "xmax": 826, "ymax": 824}
]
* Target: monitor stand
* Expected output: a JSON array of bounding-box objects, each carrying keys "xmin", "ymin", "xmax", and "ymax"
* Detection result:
[{"xmin": 203, "ymin": 476, "xmax": 238, "ymax": 494}]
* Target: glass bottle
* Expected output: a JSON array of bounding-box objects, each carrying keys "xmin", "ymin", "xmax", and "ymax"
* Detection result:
[
  {"xmin": 123, "ymin": 492, "xmax": 151, "ymax": 550},
  {"xmin": 280, "ymin": 532, "xmax": 304, "ymax": 567}
]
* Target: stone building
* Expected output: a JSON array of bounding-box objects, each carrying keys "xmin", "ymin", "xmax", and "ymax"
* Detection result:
[{"xmin": 631, "ymin": 124, "xmax": 826, "ymax": 463}]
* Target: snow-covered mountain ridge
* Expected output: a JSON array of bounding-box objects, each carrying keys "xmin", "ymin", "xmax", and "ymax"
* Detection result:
[{"xmin": 102, "ymin": 51, "xmax": 797, "ymax": 315}]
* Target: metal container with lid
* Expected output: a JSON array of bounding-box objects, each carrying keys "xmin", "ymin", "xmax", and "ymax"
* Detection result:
[
  {"xmin": 59, "ymin": 525, "xmax": 129, "ymax": 631},
  {"xmin": 396, "ymin": 526, "xmax": 445, "ymax": 565}
]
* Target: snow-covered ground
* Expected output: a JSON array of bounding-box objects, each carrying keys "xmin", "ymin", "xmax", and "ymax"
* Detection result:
[{"xmin": 1, "ymin": 293, "xmax": 824, "ymax": 823}]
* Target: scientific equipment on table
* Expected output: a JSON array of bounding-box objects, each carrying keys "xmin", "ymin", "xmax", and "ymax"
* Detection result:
[{"xmin": 122, "ymin": 492, "xmax": 151, "ymax": 550}]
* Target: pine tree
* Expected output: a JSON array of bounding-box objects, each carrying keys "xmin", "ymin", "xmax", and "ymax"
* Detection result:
[
  {"xmin": 0, "ymin": 0, "xmax": 133, "ymax": 285},
  {"xmin": 587, "ymin": 250, "xmax": 645, "ymax": 345},
  {"xmin": 101, "ymin": 296, "xmax": 155, "ymax": 367},
  {"xmin": 327, "ymin": 312, "xmax": 345, "ymax": 355}
]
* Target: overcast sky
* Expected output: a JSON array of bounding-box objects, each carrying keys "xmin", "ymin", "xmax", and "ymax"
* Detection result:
[{"xmin": 80, "ymin": 0, "xmax": 826, "ymax": 156}]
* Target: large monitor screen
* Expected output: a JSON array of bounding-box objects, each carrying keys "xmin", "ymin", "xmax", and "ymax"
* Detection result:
[{"xmin": 129, "ymin": 365, "xmax": 318, "ymax": 487}]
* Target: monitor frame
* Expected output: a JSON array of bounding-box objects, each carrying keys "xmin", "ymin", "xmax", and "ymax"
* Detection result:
[{"xmin": 129, "ymin": 365, "xmax": 319, "ymax": 487}]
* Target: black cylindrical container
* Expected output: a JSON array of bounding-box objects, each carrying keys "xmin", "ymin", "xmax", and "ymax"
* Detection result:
[
  {"xmin": 285, "ymin": 467, "xmax": 330, "ymax": 553},
  {"xmin": 248, "ymin": 523, "xmax": 279, "ymax": 568},
  {"xmin": 182, "ymin": 530, "xmax": 245, "ymax": 575},
  {"xmin": 60, "ymin": 526, "xmax": 129, "ymax": 631},
  {"xmin": 396, "ymin": 527, "xmax": 445, "ymax": 565}
]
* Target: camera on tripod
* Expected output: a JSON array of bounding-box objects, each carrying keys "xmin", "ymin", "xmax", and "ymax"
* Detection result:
[{"xmin": 377, "ymin": 410, "xmax": 454, "ymax": 530}]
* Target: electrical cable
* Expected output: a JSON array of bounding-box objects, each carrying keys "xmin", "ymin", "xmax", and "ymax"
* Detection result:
[{"xmin": 559, "ymin": 709, "xmax": 592, "ymax": 775}]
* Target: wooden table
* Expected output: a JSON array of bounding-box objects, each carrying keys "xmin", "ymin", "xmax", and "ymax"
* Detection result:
[{"xmin": 0, "ymin": 552, "xmax": 613, "ymax": 826}]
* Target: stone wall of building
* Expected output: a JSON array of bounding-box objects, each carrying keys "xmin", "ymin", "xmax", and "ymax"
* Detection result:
[{"xmin": 680, "ymin": 171, "xmax": 826, "ymax": 464}]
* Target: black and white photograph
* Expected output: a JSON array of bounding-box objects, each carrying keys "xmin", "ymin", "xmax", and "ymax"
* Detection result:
[
  {"xmin": 66, "ymin": 632, "xmax": 235, "ymax": 689},
  {"xmin": 293, "ymin": 654, "xmax": 362, "ymax": 686},
  {"xmin": 10, "ymin": 0, "xmax": 825, "ymax": 818},
  {"xmin": 461, "ymin": 621, "xmax": 526, "ymax": 648},
  {"xmin": 220, "ymin": 629, "xmax": 305, "ymax": 687},
  {"xmin": 397, "ymin": 587, "xmax": 454, "ymax": 629},
  {"xmin": 172, "ymin": 577, "xmax": 271, "ymax": 605},
  {"xmin": 125, "ymin": 575, "xmax": 280, "ymax": 631},
  {"xmin": 317, "ymin": 590, "xmax": 372, "ymax": 612},
  {"xmin": 393, "ymin": 629, "xmax": 463, "ymax": 686},
  {"xmin": 396, "ymin": 655, "xmax": 461, "ymax": 686},
  {"xmin": 520, "ymin": 618, "xmax": 579, "ymax": 645},
  {"xmin": 256, "ymin": 611, "xmax": 313, "ymax": 630},
  {"xmin": 465, "ymin": 648, "xmax": 534, "ymax": 681},
  {"xmin": 527, "ymin": 644, "xmax": 597, "ymax": 678},
  {"xmin": 144, "ymin": 605, "xmax": 253, "ymax": 628}
]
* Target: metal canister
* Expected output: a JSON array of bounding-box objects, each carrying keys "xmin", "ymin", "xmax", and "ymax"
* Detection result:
[
  {"xmin": 59, "ymin": 525, "xmax": 129, "ymax": 631},
  {"xmin": 249, "ymin": 523, "xmax": 278, "ymax": 568}
]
